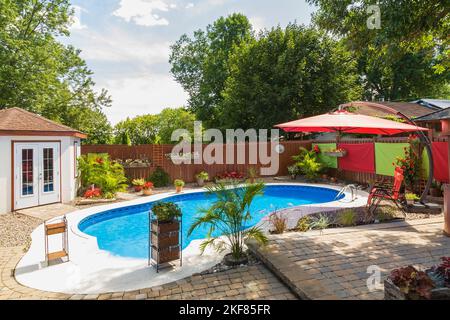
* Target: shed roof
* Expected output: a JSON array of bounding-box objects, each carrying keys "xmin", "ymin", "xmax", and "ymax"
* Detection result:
[
  {"xmin": 0, "ymin": 107, "xmax": 87, "ymax": 138},
  {"xmin": 351, "ymin": 101, "xmax": 438, "ymax": 119},
  {"xmin": 415, "ymin": 107, "xmax": 450, "ymax": 122}
]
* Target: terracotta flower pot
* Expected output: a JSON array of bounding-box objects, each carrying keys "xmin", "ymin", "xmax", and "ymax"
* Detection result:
[
  {"xmin": 134, "ymin": 186, "xmax": 143, "ymax": 192},
  {"xmin": 143, "ymin": 189, "xmax": 153, "ymax": 196},
  {"xmin": 175, "ymin": 186, "xmax": 183, "ymax": 193}
]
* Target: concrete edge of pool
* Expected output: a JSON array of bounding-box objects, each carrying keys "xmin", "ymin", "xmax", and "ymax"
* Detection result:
[{"xmin": 15, "ymin": 183, "xmax": 369, "ymax": 294}]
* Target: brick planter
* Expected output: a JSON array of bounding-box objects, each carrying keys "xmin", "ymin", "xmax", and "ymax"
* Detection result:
[{"xmin": 149, "ymin": 219, "xmax": 181, "ymax": 271}]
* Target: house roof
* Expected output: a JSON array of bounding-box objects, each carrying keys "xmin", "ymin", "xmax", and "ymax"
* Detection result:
[
  {"xmin": 0, "ymin": 107, "xmax": 87, "ymax": 138},
  {"xmin": 350, "ymin": 101, "xmax": 437, "ymax": 119},
  {"xmin": 415, "ymin": 107, "xmax": 450, "ymax": 122},
  {"xmin": 412, "ymin": 99, "xmax": 450, "ymax": 109}
]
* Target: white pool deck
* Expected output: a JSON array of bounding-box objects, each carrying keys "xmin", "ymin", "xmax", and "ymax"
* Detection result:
[{"xmin": 15, "ymin": 183, "xmax": 368, "ymax": 294}]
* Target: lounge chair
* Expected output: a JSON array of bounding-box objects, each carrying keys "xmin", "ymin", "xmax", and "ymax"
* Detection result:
[{"xmin": 367, "ymin": 167, "xmax": 406, "ymax": 216}]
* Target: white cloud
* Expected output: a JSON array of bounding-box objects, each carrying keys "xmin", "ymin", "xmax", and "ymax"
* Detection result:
[
  {"xmin": 70, "ymin": 5, "xmax": 87, "ymax": 31},
  {"xmin": 99, "ymin": 74, "xmax": 189, "ymax": 124},
  {"xmin": 113, "ymin": 0, "xmax": 172, "ymax": 26},
  {"xmin": 249, "ymin": 16, "xmax": 267, "ymax": 32},
  {"xmin": 75, "ymin": 28, "xmax": 171, "ymax": 65}
]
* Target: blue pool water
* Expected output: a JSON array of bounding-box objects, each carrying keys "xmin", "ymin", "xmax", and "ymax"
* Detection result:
[{"xmin": 79, "ymin": 185, "xmax": 342, "ymax": 259}]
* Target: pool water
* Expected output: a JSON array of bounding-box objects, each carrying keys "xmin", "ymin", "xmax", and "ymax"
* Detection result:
[{"xmin": 79, "ymin": 185, "xmax": 342, "ymax": 259}]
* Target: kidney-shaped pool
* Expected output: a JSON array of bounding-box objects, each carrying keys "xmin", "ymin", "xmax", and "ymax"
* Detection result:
[{"xmin": 78, "ymin": 185, "xmax": 343, "ymax": 259}]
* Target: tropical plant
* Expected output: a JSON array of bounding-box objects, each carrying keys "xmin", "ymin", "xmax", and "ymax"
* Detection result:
[
  {"xmin": 77, "ymin": 154, "xmax": 127, "ymax": 198},
  {"xmin": 149, "ymin": 167, "xmax": 171, "ymax": 187},
  {"xmin": 269, "ymin": 211, "xmax": 287, "ymax": 234},
  {"xmin": 247, "ymin": 167, "xmax": 258, "ymax": 183},
  {"xmin": 389, "ymin": 266, "xmax": 435, "ymax": 300},
  {"xmin": 338, "ymin": 209, "xmax": 357, "ymax": 227},
  {"xmin": 296, "ymin": 216, "xmax": 311, "ymax": 232},
  {"xmin": 174, "ymin": 179, "xmax": 185, "ymax": 187},
  {"xmin": 151, "ymin": 202, "xmax": 182, "ymax": 222},
  {"xmin": 287, "ymin": 165, "xmax": 299, "ymax": 177},
  {"xmin": 297, "ymin": 153, "xmax": 322, "ymax": 180},
  {"xmin": 188, "ymin": 181, "xmax": 268, "ymax": 260}
]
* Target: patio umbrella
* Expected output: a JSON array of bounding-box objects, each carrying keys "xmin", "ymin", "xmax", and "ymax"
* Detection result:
[{"xmin": 275, "ymin": 110, "xmax": 429, "ymax": 135}]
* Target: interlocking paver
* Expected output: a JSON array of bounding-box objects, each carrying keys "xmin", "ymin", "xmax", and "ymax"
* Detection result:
[{"xmin": 248, "ymin": 217, "xmax": 449, "ymax": 300}]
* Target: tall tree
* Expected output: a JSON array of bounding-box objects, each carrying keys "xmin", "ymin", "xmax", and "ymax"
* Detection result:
[
  {"xmin": 170, "ymin": 13, "xmax": 253, "ymax": 127},
  {"xmin": 218, "ymin": 25, "xmax": 362, "ymax": 129},
  {"xmin": 113, "ymin": 108, "xmax": 197, "ymax": 145},
  {"xmin": 0, "ymin": 0, "xmax": 113, "ymax": 143},
  {"xmin": 307, "ymin": 0, "xmax": 449, "ymax": 100}
]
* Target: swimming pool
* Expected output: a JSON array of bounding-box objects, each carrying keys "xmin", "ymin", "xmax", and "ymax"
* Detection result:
[{"xmin": 78, "ymin": 185, "xmax": 343, "ymax": 259}]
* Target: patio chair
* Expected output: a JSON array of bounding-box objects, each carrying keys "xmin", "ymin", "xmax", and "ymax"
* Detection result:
[{"xmin": 366, "ymin": 167, "xmax": 406, "ymax": 216}]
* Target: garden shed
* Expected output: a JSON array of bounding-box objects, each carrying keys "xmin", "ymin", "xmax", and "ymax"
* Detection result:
[{"xmin": 0, "ymin": 107, "xmax": 86, "ymax": 214}]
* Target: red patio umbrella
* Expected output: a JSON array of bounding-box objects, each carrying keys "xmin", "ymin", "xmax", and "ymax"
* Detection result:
[{"xmin": 275, "ymin": 110, "xmax": 429, "ymax": 135}]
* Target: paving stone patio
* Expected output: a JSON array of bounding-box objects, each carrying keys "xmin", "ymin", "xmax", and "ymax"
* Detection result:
[
  {"xmin": 0, "ymin": 246, "xmax": 295, "ymax": 300},
  {"xmin": 247, "ymin": 217, "xmax": 450, "ymax": 300}
]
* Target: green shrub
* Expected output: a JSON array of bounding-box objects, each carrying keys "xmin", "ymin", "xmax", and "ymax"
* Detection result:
[
  {"xmin": 151, "ymin": 202, "xmax": 182, "ymax": 222},
  {"xmin": 292, "ymin": 147, "xmax": 322, "ymax": 179},
  {"xmin": 149, "ymin": 167, "xmax": 170, "ymax": 187},
  {"xmin": 338, "ymin": 209, "xmax": 357, "ymax": 227},
  {"xmin": 77, "ymin": 153, "xmax": 128, "ymax": 198},
  {"xmin": 296, "ymin": 216, "xmax": 311, "ymax": 232},
  {"xmin": 196, "ymin": 171, "xmax": 209, "ymax": 180}
]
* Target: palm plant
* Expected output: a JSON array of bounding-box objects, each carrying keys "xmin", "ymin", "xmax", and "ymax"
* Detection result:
[{"xmin": 188, "ymin": 181, "xmax": 268, "ymax": 261}]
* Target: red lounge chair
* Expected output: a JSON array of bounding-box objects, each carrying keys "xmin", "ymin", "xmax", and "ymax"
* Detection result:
[{"xmin": 367, "ymin": 167, "xmax": 406, "ymax": 215}]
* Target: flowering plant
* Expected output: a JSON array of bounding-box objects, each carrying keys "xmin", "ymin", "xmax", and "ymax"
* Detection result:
[
  {"xmin": 394, "ymin": 145, "xmax": 419, "ymax": 191},
  {"xmin": 216, "ymin": 171, "xmax": 245, "ymax": 180},
  {"xmin": 143, "ymin": 181, "xmax": 154, "ymax": 190},
  {"xmin": 84, "ymin": 187, "xmax": 102, "ymax": 198},
  {"xmin": 313, "ymin": 145, "xmax": 320, "ymax": 153}
]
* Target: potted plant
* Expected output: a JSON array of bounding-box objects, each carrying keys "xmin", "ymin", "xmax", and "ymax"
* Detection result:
[
  {"xmin": 195, "ymin": 171, "xmax": 209, "ymax": 187},
  {"xmin": 174, "ymin": 179, "xmax": 185, "ymax": 193},
  {"xmin": 142, "ymin": 181, "xmax": 154, "ymax": 196},
  {"xmin": 405, "ymin": 192, "xmax": 419, "ymax": 205},
  {"xmin": 323, "ymin": 148, "xmax": 347, "ymax": 157},
  {"xmin": 150, "ymin": 202, "xmax": 182, "ymax": 266},
  {"xmin": 188, "ymin": 181, "xmax": 268, "ymax": 266},
  {"xmin": 131, "ymin": 178, "xmax": 145, "ymax": 192}
]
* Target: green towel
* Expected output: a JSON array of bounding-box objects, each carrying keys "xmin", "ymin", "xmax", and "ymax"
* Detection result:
[
  {"xmin": 315, "ymin": 143, "xmax": 338, "ymax": 169},
  {"xmin": 375, "ymin": 143, "xmax": 409, "ymax": 176}
]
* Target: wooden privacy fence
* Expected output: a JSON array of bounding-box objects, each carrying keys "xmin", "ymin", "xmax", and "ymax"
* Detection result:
[
  {"xmin": 81, "ymin": 136, "xmax": 448, "ymax": 186},
  {"xmin": 81, "ymin": 141, "xmax": 312, "ymax": 182}
]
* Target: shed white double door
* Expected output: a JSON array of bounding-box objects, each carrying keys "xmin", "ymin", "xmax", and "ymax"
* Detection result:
[{"xmin": 14, "ymin": 142, "xmax": 60, "ymax": 210}]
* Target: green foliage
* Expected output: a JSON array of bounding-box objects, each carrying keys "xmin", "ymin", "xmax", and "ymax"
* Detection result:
[
  {"xmin": 309, "ymin": 214, "xmax": 331, "ymax": 231},
  {"xmin": 375, "ymin": 207, "xmax": 396, "ymax": 222},
  {"xmin": 287, "ymin": 165, "xmax": 299, "ymax": 176},
  {"xmin": 308, "ymin": 0, "xmax": 449, "ymax": 101},
  {"xmin": 188, "ymin": 181, "xmax": 268, "ymax": 259},
  {"xmin": 296, "ymin": 216, "xmax": 311, "ymax": 232},
  {"xmin": 0, "ymin": 0, "xmax": 113, "ymax": 144},
  {"xmin": 77, "ymin": 154, "xmax": 127, "ymax": 197},
  {"xmin": 338, "ymin": 209, "xmax": 357, "ymax": 227},
  {"xmin": 196, "ymin": 171, "xmax": 209, "ymax": 180},
  {"xmin": 174, "ymin": 179, "xmax": 185, "ymax": 187},
  {"xmin": 151, "ymin": 202, "xmax": 182, "ymax": 222},
  {"xmin": 405, "ymin": 193, "xmax": 420, "ymax": 201},
  {"xmin": 219, "ymin": 24, "xmax": 362, "ymax": 130},
  {"xmin": 170, "ymin": 13, "xmax": 253, "ymax": 128},
  {"xmin": 293, "ymin": 147, "xmax": 322, "ymax": 179},
  {"xmin": 149, "ymin": 167, "xmax": 171, "ymax": 187},
  {"xmin": 113, "ymin": 108, "xmax": 196, "ymax": 145},
  {"xmin": 131, "ymin": 178, "xmax": 145, "ymax": 186}
]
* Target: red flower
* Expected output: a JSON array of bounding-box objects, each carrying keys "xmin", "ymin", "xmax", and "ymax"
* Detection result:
[{"xmin": 84, "ymin": 187, "xmax": 101, "ymax": 198}]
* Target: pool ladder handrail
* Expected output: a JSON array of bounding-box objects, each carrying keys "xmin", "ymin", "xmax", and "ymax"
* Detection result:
[{"xmin": 335, "ymin": 184, "xmax": 357, "ymax": 202}]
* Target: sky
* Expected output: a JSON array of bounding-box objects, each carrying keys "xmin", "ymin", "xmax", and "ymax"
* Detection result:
[{"xmin": 66, "ymin": 0, "xmax": 316, "ymax": 124}]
